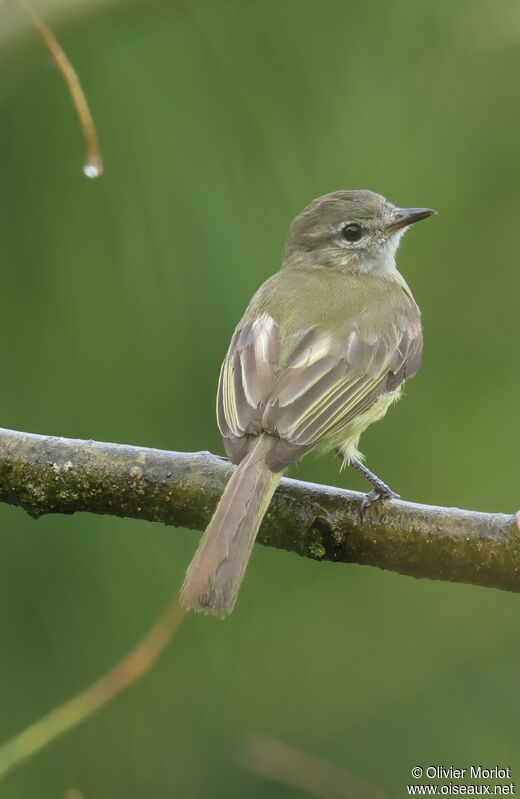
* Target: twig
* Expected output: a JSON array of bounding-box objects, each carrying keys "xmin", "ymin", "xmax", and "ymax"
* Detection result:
[
  {"xmin": 242, "ymin": 733, "xmax": 386, "ymax": 799},
  {"xmin": 0, "ymin": 597, "xmax": 185, "ymax": 781},
  {"xmin": 18, "ymin": 0, "xmax": 103, "ymax": 178},
  {"xmin": 0, "ymin": 426, "xmax": 518, "ymax": 593}
]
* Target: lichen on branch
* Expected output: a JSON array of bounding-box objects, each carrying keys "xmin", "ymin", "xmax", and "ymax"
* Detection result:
[{"xmin": 0, "ymin": 426, "xmax": 518, "ymax": 593}]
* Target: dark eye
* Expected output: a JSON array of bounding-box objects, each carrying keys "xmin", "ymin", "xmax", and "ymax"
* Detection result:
[{"xmin": 342, "ymin": 223, "xmax": 362, "ymax": 242}]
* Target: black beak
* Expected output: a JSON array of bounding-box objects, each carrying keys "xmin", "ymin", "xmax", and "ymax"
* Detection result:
[{"xmin": 387, "ymin": 207, "xmax": 436, "ymax": 231}]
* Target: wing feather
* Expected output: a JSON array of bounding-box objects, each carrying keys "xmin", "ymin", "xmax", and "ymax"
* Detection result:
[
  {"xmin": 217, "ymin": 303, "xmax": 422, "ymax": 467},
  {"xmin": 263, "ymin": 322, "xmax": 421, "ymax": 447},
  {"xmin": 217, "ymin": 313, "xmax": 280, "ymax": 450}
]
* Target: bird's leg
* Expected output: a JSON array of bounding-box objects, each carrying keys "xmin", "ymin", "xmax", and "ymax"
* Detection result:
[
  {"xmin": 351, "ymin": 458, "xmax": 399, "ymax": 497},
  {"xmin": 351, "ymin": 458, "xmax": 400, "ymax": 521},
  {"xmin": 335, "ymin": 450, "xmax": 399, "ymax": 522}
]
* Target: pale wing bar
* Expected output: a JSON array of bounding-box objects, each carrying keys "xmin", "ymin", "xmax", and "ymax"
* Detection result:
[
  {"xmin": 262, "ymin": 326, "xmax": 417, "ymax": 446},
  {"xmin": 217, "ymin": 313, "xmax": 280, "ymax": 440},
  {"xmin": 218, "ymin": 315, "xmax": 422, "ymax": 467}
]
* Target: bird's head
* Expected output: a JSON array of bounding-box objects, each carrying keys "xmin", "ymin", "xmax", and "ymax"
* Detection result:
[{"xmin": 283, "ymin": 190, "xmax": 435, "ymax": 275}]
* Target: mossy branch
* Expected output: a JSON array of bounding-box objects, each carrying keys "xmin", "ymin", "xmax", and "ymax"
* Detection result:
[{"xmin": 0, "ymin": 426, "xmax": 518, "ymax": 593}]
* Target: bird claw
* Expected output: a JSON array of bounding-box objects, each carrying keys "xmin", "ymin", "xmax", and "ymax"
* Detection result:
[{"xmin": 359, "ymin": 486, "xmax": 400, "ymax": 523}]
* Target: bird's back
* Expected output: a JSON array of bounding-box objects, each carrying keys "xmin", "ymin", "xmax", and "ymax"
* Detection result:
[{"xmin": 244, "ymin": 266, "xmax": 421, "ymax": 373}]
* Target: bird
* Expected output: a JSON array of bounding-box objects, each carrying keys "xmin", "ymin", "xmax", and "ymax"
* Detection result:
[{"xmin": 181, "ymin": 189, "xmax": 435, "ymax": 618}]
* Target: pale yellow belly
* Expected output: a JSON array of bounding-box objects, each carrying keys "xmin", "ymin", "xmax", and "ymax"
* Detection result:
[{"xmin": 319, "ymin": 388, "xmax": 402, "ymax": 463}]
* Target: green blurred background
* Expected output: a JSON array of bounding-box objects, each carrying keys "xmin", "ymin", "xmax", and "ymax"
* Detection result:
[{"xmin": 1, "ymin": 0, "xmax": 519, "ymax": 796}]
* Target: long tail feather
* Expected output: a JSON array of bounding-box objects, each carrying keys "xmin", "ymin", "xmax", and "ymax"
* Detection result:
[{"xmin": 180, "ymin": 435, "xmax": 281, "ymax": 618}]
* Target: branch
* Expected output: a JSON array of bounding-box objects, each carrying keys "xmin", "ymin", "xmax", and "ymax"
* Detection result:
[
  {"xmin": 0, "ymin": 426, "xmax": 518, "ymax": 593},
  {"xmin": 241, "ymin": 733, "xmax": 386, "ymax": 799}
]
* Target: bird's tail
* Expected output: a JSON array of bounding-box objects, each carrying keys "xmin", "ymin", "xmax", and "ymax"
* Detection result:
[{"xmin": 180, "ymin": 434, "xmax": 281, "ymax": 618}]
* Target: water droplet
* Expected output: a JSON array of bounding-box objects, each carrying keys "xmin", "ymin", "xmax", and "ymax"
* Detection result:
[
  {"xmin": 83, "ymin": 162, "xmax": 101, "ymax": 179},
  {"xmin": 83, "ymin": 153, "xmax": 103, "ymax": 179}
]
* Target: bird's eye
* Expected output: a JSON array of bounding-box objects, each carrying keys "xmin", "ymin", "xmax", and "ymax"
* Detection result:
[{"xmin": 342, "ymin": 223, "xmax": 362, "ymax": 242}]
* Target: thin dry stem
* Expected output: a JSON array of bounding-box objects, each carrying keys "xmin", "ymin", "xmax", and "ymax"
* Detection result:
[
  {"xmin": 242, "ymin": 733, "xmax": 387, "ymax": 799},
  {"xmin": 0, "ymin": 598, "xmax": 185, "ymax": 781},
  {"xmin": 18, "ymin": 0, "xmax": 103, "ymax": 177}
]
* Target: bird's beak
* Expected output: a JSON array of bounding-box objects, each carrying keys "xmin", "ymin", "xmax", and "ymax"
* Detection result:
[{"xmin": 387, "ymin": 207, "xmax": 436, "ymax": 232}]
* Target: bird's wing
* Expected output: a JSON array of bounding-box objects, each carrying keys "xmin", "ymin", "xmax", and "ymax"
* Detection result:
[
  {"xmin": 217, "ymin": 309, "xmax": 422, "ymax": 465},
  {"xmin": 263, "ymin": 323, "xmax": 422, "ymax": 447},
  {"xmin": 217, "ymin": 312, "xmax": 281, "ymax": 440}
]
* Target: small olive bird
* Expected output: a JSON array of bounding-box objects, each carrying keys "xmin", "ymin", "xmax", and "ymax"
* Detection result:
[{"xmin": 181, "ymin": 190, "xmax": 435, "ymax": 617}]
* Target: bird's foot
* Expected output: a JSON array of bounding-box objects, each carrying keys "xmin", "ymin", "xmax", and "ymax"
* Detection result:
[
  {"xmin": 359, "ymin": 484, "xmax": 400, "ymax": 523},
  {"xmin": 334, "ymin": 452, "xmax": 400, "ymax": 523},
  {"xmin": 348, "ymin": 457, "xmax": 400, "ymax": 523}
]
